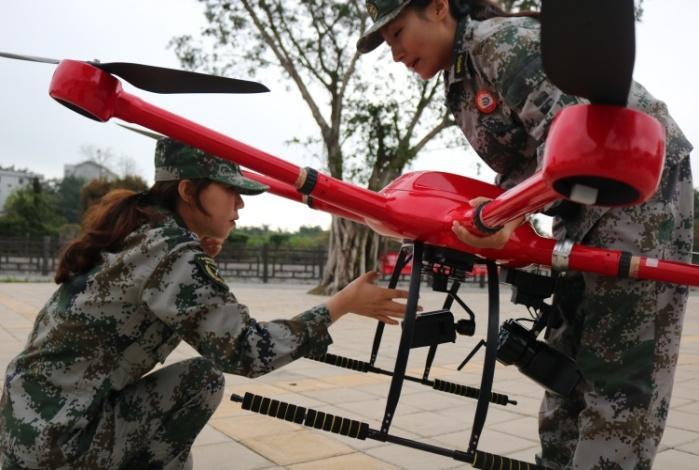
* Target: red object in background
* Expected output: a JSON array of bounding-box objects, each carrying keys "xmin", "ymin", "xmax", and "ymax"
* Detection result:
[
  {"xmin": 380, "ymin": 252, "xmax": 488, "ymax": 281},
  {"xmin": 380, "ymin": 252, "xmax": 413, "ymax": 276}
]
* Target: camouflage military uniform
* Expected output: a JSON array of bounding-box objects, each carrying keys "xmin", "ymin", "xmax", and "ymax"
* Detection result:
[
  {"xmin": 444, "ymin": 16, "xmax": 693, "ymax": 470},
  {"xmin": 0, "ymin": 140, "xmax": 332, "ymax": 469}
]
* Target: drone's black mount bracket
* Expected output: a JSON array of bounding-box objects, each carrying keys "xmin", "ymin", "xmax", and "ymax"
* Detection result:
[{"xmin": 232, "ymin": 241, "xmax": 549, "ymax": 469}]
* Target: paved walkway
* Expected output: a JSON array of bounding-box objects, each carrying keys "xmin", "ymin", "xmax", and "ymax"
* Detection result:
[{"xmin": 0, "ymin": 282, "xmax": 697, "ymax": 469}]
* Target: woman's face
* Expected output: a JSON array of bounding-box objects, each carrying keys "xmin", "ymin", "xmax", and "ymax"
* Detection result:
[
  {"xmin": 179, "ymin": 180, "xmax": 244, "ymax": 240},
  {"xmin": 380, "ymin": 2, "xmax": 456, "ymax": 80}
]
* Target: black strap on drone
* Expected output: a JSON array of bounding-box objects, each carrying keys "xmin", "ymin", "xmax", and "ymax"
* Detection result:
[
  {"xmin": 466, "ymin": 261, "xmax": 500, "ymax": 457},
  {"xmin": 422, "ymin": 280, "xmax": 461, "ymax": 381},
  {"xmin": 380, "ymin": 241, "xmax": 424, "ymax": 435},
  {"xmin": 369, "ymin": 246, "xmax": 412, "ymax": 366}
]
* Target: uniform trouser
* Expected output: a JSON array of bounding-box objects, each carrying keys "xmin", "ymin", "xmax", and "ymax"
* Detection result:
[
  {"xmin": 3, "ymin": 357, "xmax": 225, "ymax": 470},
  {"xmin": 538, "ymin": 159, "xmax": 693, "ymax": 470}
]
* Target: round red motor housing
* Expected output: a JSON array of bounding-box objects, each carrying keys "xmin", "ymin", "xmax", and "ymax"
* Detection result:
[
  {"xmin": 48, "ymin": 60, "xmax": 121, "ymax": 122},
  {"xmin": 543, "ymin": 104, "xmax": 665, "ymax": 206}
]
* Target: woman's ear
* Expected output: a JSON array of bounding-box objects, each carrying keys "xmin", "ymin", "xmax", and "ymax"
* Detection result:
[
  {"xmin": 177, "ymin": 180, "xmax": 193, "ymax": 205},
  {"xmin": 434, "ymin": 0, "xmax": 450, "ymax": 19}
]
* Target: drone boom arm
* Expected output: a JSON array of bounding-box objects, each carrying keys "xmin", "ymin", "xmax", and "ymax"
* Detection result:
[{"xmin": 47, "ymin": 59, "xmax": 699, "ymax": 288}]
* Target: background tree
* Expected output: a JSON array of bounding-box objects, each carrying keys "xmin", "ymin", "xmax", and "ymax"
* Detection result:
[
  {"xmin": 0, "ymin": 178, "xmax": 66, "ymax": 236},
  {"xmin": 54, "ymin": 175, "xmax": 87, "ymax": 224},
  {"xmin": 172, "ymin": 0, "xmax": 462, "ymax": 294},
  {"xmin": 80, "ymin": 176, "xmax": 148, "ymax": 211},
  {"xmin": 172, "ymin": 0, "xmax": 645, "ymax": 294}
]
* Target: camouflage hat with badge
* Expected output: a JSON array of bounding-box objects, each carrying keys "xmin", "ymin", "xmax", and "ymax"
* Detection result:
[
  {"xmin": 154, "ymin": 138, "xmax": 268, "ymax": 195},
  {"xmin": 357, "ymin": 0, "xmax": 412, "ymax": 53}
]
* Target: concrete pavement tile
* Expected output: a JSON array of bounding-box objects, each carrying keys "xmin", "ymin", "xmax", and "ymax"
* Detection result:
[
  {"xmin": 489, "ymin": 416, "xmax": 538, "ymax": 439},
  {"xmin": 227, "ymin": 383, "xmax": 289, "ymax": 398},
  {"xmin": 396, "ymin": 390, "xmax": 470, "ymax": 412},
  {"xmin": 365, "ymin": 443, "xmax": 458, "ymax": 470},
  {"xmin": 212, "ymin": 395, "xmax": 249, "ymax": 419},
  {"xmin": 240, "ymin": 429, "xmax": 354, "ymax": 466},
  {"xmin": 335, "ymin": 397, "xmax": 422, "ymax": 421},
  {"xmin": 6, "ymin": 327, "xmax": 32, "ymax": 342},
  {"xmin": 676, "ymin": 438, "xmax": 699, "ymax": 456},
  {"xmin": 193, "ymin": 424, "xmax": 234, "ymax": 447},
  {"xmin": 287, "ymin": 452, "xmax": 399, "ymax": 470},
  {"xmin": 431, "ymin": 429, "xmax": 537, "ymax": 454},
  {"xmin": 658, "ymin": 426, "xmax": 699, "ymax": 451},
  {"xmin": 674, "ymin": 401, "xmax": 699, "ymax": 415},
  {"xmin": 0, "ymin": 310, "xmax": 32, "ymax": 329},
  {"xmin": 319, "ymin": 373, "xmax": 388, "ymax": 388},
  {"xmin": 667, "ymin": 409, "xmax": 699, "ymax": 433},
  {"xmin": 351, "ymin": 381, "xmax": 391, "ymax": 397},
  {"xmin": 392, "ymin": 411, "xmax": 470, "ymax": 438},
  {"xmin": 669, "ymin": 396, "xmax": 695, "ymax": 409},
  {"xmin": 268, "ymin": 392, "xmax": 327, "ymax": 410},
  {"xmin": 211, "ymin": 414, "xmax": 302, "ymax": 440},
  {"xmin": 652, "ymin": 449, "xmax": 698, "ymax": 470},
  {"xmin": 192, "ymin": 440, "xmax": 273, "ymax": 470},
  {"xmin": 504, "ymin": 446, "xmax": 542, "ymax": 465},
  {"xmin": 301, "ymin": 386, "xmax": 378, "ymax": 405},
  {"xmin": 275, "ymin": 377, "xmax": 339, "ymax": 393}
]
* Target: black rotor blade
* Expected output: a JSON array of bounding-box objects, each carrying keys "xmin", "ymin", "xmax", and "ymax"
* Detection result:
[
  {"xmin": 92, "ymin": 62, "xmax": 270, "ymax": 94},
  {"xmin": 541, "ymin": 0, "xmax": 635, "ymax": 106},
  {"xmin": 116, "ymin": 123, "xmax": 166, "ymax": 140},
  {"xmin": 0, "ymin": 51, "xmax": 59, "ymax": 64}
]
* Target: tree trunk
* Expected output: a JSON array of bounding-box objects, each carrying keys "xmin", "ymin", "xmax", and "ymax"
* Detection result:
[{"xmin": 309, "ymin": 216, "xmax": 381, "ymax": 295}]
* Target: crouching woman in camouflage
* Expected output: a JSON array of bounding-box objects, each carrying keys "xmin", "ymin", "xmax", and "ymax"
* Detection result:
[
  {"xmin": 0, "ymin": 138, "xmax": 409, "ymax": 469},
  {"xmin": 357, "ymin": 0, "xmax": 693, "ymax": 468}
]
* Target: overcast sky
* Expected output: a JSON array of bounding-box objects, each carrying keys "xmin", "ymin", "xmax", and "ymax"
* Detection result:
[{"xmin": 1, "ymin": 0, "xmax": 697, "ymax": 230}]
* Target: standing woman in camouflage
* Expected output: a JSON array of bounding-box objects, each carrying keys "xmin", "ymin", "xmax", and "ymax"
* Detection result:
[
  {"xmin": 0, "ymin": 138, "xmax": 410, "ymax": 469},
  {"xmin": 357, "ymin": 0, "xmax": 693, "ymax": 468}
]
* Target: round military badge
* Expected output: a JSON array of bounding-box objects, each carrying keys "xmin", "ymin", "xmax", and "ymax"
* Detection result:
[{"xmin": 475, "ymin": 89, "xmax": 497, "ymax": 114}]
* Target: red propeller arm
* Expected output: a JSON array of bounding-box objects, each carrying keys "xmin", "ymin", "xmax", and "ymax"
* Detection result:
[{"xmin": 47, "ymin": 60, "xmax": 699, "ymax": 287}]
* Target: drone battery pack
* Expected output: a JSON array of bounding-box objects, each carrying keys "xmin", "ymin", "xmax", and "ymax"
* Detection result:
[{"xmin": 408, "ymin": 309, "xmax": 456, "ymax": 349}]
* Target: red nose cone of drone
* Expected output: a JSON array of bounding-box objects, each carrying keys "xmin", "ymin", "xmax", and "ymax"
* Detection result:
[
  {"xmin": 49, "ymin": 60, "xmax": 121, "ymax": 122},
  {"xmin": 543, "ymin": 104, "xmax": 665, "ymax": 206}
]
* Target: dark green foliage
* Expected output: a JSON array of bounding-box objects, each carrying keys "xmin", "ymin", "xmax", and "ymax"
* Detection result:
[
  {"xmin": 0, "ymin": 179, "xmax": 66, "ymax": 236},
  {"xmin": 229, "ymin": 225, "xmax": 328, "ymax": 249}
]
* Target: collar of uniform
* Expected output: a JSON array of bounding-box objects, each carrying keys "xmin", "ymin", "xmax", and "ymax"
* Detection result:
[{"xmin": 444, "ymin": 17, "xmax": 472, "ymax": 88}]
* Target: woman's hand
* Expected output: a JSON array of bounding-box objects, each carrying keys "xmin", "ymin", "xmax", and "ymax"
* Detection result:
[
  {"xmin": 325, "ymin": 271, "xmax": 414, "ymax": 325},
  {"xmin": 451, "ymin": 197, "xmax": 526, "ymax": 250},
  {"xmin": 201, "ymin": 236, "xmax": 225, "ymax": 258}
]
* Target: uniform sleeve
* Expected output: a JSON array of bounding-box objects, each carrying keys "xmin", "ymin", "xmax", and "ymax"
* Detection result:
[
  {"xmin": 141, "ymin": 247, "xmax": 333, "ymax": 378},
  {"xmin": 470, "ymin": 19, "xmax": 585, "ymax": 147}
]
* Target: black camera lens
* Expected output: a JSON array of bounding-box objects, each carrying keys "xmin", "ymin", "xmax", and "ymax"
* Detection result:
[{"xmin": 496, "ymin": 319, "xmax": 582, "ymax": 396}]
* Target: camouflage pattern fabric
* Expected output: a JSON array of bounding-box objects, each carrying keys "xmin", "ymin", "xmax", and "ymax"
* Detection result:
[
  {"xmin": 0, "ymin": 212, "xmax": 332, "ymax": 469},
  {"xmin": 154, "ymin": 137, "xmax": 268, "ymax": 195},
  {"xmin": 356, "ymin": 0, "xmax": 411, "ymax": 53},
  {"xmin": 444, "ymin": 16, "xmax": 693, "ymax": 470}
]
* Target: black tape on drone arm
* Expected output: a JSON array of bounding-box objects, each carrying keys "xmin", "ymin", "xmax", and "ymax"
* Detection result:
[
  {"xmin": 298, "ymin": 167, "xmax": 319, "ymax": 195},
  {"xmin": 236, "ymin": 392, "xmax": 370, "ymax": 439},
  {"xmin": 466, "ymin": 261, "xmax": 500, "ymax": 456},
  {"xmin": 471, "ymin": 449, "xmax": 547, "ymax": 470},
  {"xmin": 618, "ymin": 251, "xmax": 633, "ymax": 278},
  {"xmin": 380, "ymin": 242, "xmax": 424, "ymax": 434},
  {"xmin": 431, "ymin": 379, "xmax": 511, "ymax": 406},
  {"xmin": 309, "ymin": 353, "xmax": 371, "ymax": 372},
  {"xmin": 370, "ymin": 246, "xmax": 412, "ymax": 366}
]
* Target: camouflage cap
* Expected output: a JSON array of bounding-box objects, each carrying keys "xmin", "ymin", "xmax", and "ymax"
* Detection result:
[
  {"xmin": 154, "ymin": 138, "xmax": 268, "ymax": 195},
  {"xmin": 357, "ymin": 0, "xmax": 412, "ymax": 53}
]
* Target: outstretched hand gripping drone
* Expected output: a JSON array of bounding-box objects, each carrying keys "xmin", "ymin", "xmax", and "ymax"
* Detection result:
[{"xmin": 3, "ymin": 1, "xmax": 694, "ymax": 468}]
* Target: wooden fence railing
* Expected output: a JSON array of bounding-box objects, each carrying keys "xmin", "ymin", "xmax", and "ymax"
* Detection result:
[{"xmin": 0, "ymin": 236, "xmax": 326, "ymax": 282}]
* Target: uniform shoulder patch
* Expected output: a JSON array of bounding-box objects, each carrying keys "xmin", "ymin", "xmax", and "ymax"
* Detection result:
[{"xmin": 193, "ymin": 253, "xmax": 228, "ymax": 289}]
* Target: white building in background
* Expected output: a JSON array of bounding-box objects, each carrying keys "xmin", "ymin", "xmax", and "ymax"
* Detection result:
[
  {"xmin": 0, "ymin": 167, "xmax": 44, "ymax": 214},
  {"xmin": 64, "ymin": 161, "xmax": 117, "ymax": 181}
]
